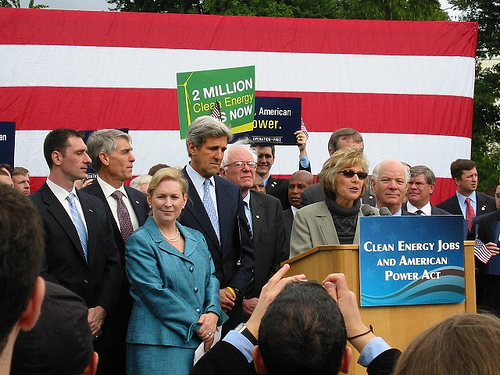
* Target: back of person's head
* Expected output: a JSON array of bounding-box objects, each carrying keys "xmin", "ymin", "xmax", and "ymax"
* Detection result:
[
  {"xmin": 43, "ymin": 128, "xmax": 84, "ymax": 169},
  {"xmin": 450, "ymin": 158, "xmax": 476, "ymax": 179},
  {"xmin": 148, "ymin": 163, "xmax": 170, "ymax": 176},
  {"xmin": 0, "ymin": 185, "xmax": 44, "ymax": 354},
  {"xmin": 86, "ymin": 129, "xmax": 132, "ymax": 172},
  {"xmin": 258, "ymin": 281, "xmax": 347, "ymax": 375},
  {"xmin": 185, "ymin": 116, "xmax": 233, "ymax": 157},
  {"xmin": 393, "ymin": 313, "xmax": 500, "ymax": 375}
]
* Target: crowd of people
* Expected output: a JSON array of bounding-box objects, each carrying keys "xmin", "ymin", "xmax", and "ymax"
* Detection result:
[{"xmin": 1, "ymin": 115, "xmax": 500, "ymax": 375}]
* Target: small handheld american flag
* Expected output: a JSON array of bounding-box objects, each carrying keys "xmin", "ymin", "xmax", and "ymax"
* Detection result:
[
  {"xmin": 474, "ymin": 238, "xmax": 492, "ymax": 264},
  {"xmin": 211, "ymin": 101, "xmax": 222, "ymax": 121}
]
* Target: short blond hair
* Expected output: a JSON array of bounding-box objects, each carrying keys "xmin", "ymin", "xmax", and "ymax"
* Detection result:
[{"xmin": 319, "ymin": 146, "xmax": 368, "ymax": 197}]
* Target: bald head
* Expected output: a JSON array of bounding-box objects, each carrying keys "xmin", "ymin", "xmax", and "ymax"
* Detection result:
[
  {"xmin": 371, "ymin": 159, "xmax": 409, "ymax": 214},
  {"xmin": 288, "ymin": 170, "xmax": 314, "ymax": 208}
]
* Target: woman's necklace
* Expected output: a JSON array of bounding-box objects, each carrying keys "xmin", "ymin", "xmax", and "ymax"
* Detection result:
[{"xmin": 159, "ymin": 227, "xmax": 181, "ymax": 242}]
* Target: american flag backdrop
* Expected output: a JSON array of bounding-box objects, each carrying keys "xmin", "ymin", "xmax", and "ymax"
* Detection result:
[{"xmin": 0, "ymin": 8, "xmax": 478, "ymax": 201}]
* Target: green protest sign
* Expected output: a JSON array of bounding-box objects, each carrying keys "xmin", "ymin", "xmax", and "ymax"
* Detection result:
[{"xmin": 177, "ymin": 66, "xmax": 255, "ymax": 139}]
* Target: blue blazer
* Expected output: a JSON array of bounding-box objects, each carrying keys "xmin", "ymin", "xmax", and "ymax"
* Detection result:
[{"xmin": 126, "ymin": 217, "xmax": 225, "ymax": 348}]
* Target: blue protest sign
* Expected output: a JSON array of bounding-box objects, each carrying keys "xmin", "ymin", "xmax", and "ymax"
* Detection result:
[
  {"xmin": 359, "ymin": 216, "xmax": 465, "ymax": 307},
  {"xmin": 0, "ymin": 122, "xmax": 15, "ymax": 166},
  {"xmin": 240, "ymin": 97, "xmax": 301, "ymax": 145}
]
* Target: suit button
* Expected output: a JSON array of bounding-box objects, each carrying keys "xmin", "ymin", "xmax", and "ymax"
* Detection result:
[
  {"xmin": 193, "ymin": 287, "xmax": 199, "ymax": 293},
  {"xmin": 196, "ymin": 308, "xmax": 201, "ymax": 313},
  {"xmin": 189, "ymin": 266, "xmax": 194, "ymax": 273},
  {"xmin": 84, "ymin": 279, "xmax": 89, "ymax": 284}
]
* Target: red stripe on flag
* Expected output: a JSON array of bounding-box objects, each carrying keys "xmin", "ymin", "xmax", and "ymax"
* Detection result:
[
  {"xmin": 0, "ymin": 8, "xmax": 478, "ymax": 57},
  {"xmin": 1, "ymin": 87, "xmax": 472, "ymax": 137}
]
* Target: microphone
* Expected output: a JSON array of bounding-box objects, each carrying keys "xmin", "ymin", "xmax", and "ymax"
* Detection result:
[
  {"xmin": 361, "ymin": 204, "xmax": 377, "ymax": 217},
  {"xmin": 379, "ymin": 207, "xmax": 392, "ymax": 216}
]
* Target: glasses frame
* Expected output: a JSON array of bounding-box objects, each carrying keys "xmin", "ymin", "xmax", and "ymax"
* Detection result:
[{"xmin": 224, "ymin": 161, "xmax": 257, "ymax": 169}]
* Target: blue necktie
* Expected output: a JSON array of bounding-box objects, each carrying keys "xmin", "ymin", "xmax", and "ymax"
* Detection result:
[
  {"xmin": 203, "ymin": 179, "xmax": 220, "ymax": 242},
  {"xmin": 67, "ymin": 193, "xmax": 88, "ymax": 261}
]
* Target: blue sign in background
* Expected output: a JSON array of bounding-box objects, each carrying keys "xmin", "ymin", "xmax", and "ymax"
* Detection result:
[
  {"xmin": 359, "ymin": 216, "xmax": 465, "ymax": 307},
  {"xmin": 236, "ymin": 97, "xmax": 301, "ymax": 145},
  {"xmin": 0, "ymin": 122, "xmax": 15, "ymax": 167}
]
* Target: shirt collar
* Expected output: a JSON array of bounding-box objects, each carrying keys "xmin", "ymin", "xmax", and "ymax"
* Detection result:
[
  {"xmin": 46, "ymin": 177, "xmax": 78, "ymax": 202},
  {"xmin": 97, "ymin": 176, "xmax": 126, "ymax": 198},
  {"xmin": 186, "ymin": 163, "xmax": 215, "ymax": 189},
  {"xmin": 406, "ymin": 201, "xmax": 432, "ymax": 216}
]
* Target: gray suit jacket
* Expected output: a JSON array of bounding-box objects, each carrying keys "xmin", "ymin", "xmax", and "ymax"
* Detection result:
[{"xmin": 290, "ymin": 202, "xmax": 378, "ymax": 258}]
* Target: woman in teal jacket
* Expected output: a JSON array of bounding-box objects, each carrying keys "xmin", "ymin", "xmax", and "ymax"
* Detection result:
[{"xmin": 125, "ymin": 167, "xmax": 226, "ymax": 375}]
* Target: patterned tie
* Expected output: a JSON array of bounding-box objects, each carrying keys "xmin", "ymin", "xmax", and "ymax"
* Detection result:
[
  {"xmin": 415, "ymin": 210, "xmax": 424, "ymax": 215},
  {"xmin": 465, "ymin": 197, "xmax": 475, "ymax": 231},
  {"xmin": 111, "ymin": 190, "xmax": 134, "ymax": 242},
  {"xmin": 67, "ymin": 193, "xmax": 88, "ymax": 261},
  {"xmin": 203, "ymin": 179, "xmax": 220, "ymax": 242},
  {"xmin": 243, "ymin": 200, "xmax": 253, "ymax": 237}
]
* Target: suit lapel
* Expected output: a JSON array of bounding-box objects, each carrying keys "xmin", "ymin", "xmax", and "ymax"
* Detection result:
[
  {"xmin": 125, "ymin": 185, "xmax": 149, "ymax": 226},
  {"xmin": 183, "ymin": 169, "xmax": 221, "ymax": 250},
  {"xmin": 316, "ymin": 204, "xmax": 339, "ymax": 244},
  {"xmin": 249, "ymin": 192, "xmax": 262, "ymax": 244},
  {"xmin": 41, "ymin": 184, "xmax": 88, "ymax": 264}
]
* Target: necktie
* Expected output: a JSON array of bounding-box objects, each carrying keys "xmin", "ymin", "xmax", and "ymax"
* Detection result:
[
  {"xmin": 203, "ymin": 179, "xmax": 220, "ymax": 242},
  {"xmin": 415, "ymin": 210, "xmax": 424, "ymax": 215},
  {"xmin": 465, "ymin": 197, "xmax": 475, "ymax": 231},
  {"xmin": 243, "ymin": 200, "xmax": 253, "ymax": 237},
  {"xmin": 111, "ymin": 190, "xmax": 134, "ymax": 242},
  {"xmin": 67, "ymin": 193, "xmax": 88, "ymax": 261}
]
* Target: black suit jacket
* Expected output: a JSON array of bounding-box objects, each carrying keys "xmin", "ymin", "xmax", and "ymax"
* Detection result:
[
  {"xmin": 436, "ymin": 192, "xmax": 496, "ymax": 239},
  {"xmin": 81, "ymin": 181, "xmax": 149, "ymax": 265},
  {"xmin": 248, "ymin": 191, "xmax": 289, "ymax": 297},
  {"xmin": 265, "ymin": 175, "xmax": 289, "ymax": 210},
  {"xmin": 190, "ymin": 338, "xmax": 401, "ymax": 375},
  {"xmin": 403, "ymin": 203, "xmax": 452, "ymax": 216},
  {"xmin": 31, "ymin": 182, "xmax": 122, "ymax": 350},
  {"xmin": 180, "ymin": 167, "xmax": 254, "ymax": 295},
  {"xmin": 283, "ymin": 208, "xmax": 294, "ymax": 238},
  {"xmin": 436, "ymin": 192, "xmax": 496, "ymax": 217}
]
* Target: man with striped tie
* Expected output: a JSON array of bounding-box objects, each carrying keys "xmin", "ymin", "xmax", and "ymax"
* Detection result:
[{"xmin": 31, "ymin": 128, "xmax": 122, "ymax": 375}]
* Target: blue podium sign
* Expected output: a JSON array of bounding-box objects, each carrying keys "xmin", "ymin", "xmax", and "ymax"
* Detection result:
[
  {"xmin": 0, "ymin": 122, "xmax": 15, "ymax": 166},
  {"xmin": 359, "ymin": 216, "xmax": 465, "ymax": 307}
]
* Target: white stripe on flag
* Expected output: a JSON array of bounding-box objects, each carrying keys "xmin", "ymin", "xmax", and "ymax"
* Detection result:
[{"xmin": 0, "ymin": 45, "xmax": 475, "ymax": 97}]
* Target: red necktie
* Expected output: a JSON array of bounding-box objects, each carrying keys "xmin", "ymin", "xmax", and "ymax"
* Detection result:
[{"xmin": 465, "ymin": 197, "xmax": 475, "ymax": 231}]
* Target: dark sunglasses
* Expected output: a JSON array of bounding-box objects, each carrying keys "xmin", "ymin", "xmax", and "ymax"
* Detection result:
[{"xmin": 337, "ymin": 169, "xmax": 368, "ymax": 180}]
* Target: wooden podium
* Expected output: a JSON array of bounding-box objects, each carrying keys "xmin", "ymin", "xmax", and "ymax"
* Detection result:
[{"xmin": 282, "ymin": 241, "xmax": 476, "ymax": 375}]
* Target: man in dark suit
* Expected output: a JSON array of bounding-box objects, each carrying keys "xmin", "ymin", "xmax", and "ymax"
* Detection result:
[
  {"xmin": 472, "ymin": 182, "xmax": 500, "ymax": 313},
  {"xmin": 283, "ymin": 170, "xmax": 314, "ymax": 239},
  {"xmin": 179, "ymin": 116, "xmax": 254, "ymax": 331},
  {"xmin": 82, "ymin": 129, "xmax": 149, "ymax": 375},
  {"xmin": 404, "ymin": 165, "xmax": 451, "ymax": 215},
  {"xmin": 436, "ymin": 159, "xmax": 496, "ymax": 237},
  {"xmin": 254, "ymin": 130, "xmax": 311, "ymax": 210},
  {"xmin": 220, "ymin": 141, "xmax": 289, "ymax": 318},
  {"xmin": 30, "ymin": 128, "xmax": 122, "ymax": 375},
  {"xmin": 301, "ymin": 128, "xmax": 365, "ymax": 207}
]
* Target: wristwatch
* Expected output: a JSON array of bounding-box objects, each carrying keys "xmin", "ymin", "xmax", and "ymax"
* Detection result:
[{"xmin": 235, "ymin": 323, "xmax": 258, "ymax": 346}]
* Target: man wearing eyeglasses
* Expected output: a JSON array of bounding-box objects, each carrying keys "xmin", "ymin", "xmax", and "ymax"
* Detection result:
[
  {"xmin": 220, "ymin": 140, "xmax": 289, "ymax": 319},
  {"xmin": 404, "ymin": 165, "xmax": 451, "ymax": 216},
  {"xmin": 371, "ymin": 159, "xmax": 410, "ymax": 216}
]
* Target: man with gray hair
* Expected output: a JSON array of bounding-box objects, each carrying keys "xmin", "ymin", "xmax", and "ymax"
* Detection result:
[
  {"xmin": 220, "ymin": 140, "xmax": 288, "ymax": 318},
  {"xmin": 371, "ymin": 159, "xmax": 409, "ymax": 216},
  {"xmin": 82, "ymin": 129, "xmax": 149, "ymax": 375},
  {"xmin": 404, "ymin": 165, "xmax": 450, "ymax": 215},
  {"xmin": 179, "ymin": 116, "xmax": 254, "ymax": 331}
]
